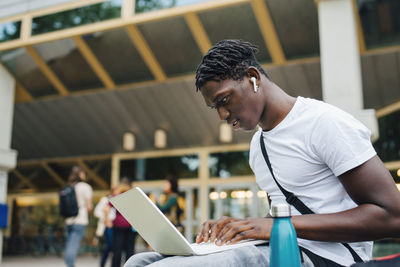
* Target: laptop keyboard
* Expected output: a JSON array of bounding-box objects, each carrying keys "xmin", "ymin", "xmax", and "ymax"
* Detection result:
[{"xmin": 190, "ymin": 239, "xmax": 268, "ymax": 255}]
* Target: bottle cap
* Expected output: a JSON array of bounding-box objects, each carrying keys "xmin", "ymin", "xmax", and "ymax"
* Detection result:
[{"xmin": 271, "ymin": 203, "xmax": 291, "ymax": 217}]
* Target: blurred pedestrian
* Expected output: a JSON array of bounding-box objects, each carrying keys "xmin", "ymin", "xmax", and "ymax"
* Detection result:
[
  {"xmin": 157, "ymin": 175, "xmax": 184, "ymax": 233},
  {"xmin": 106, "ymin": 180, "xmax": 137, "ymax": 267},
  {"xmin": 93, "ymin": 187, "xmax": 116, "ymax": 267},
  {"xmin": 64, "ymin": 165, "xmax": 93, "ymax": 267}
]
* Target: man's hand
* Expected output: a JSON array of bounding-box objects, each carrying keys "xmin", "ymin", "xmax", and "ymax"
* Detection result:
[{"xmin": 196, "ymin": 216, "xmax": 273, "ymax": 245}]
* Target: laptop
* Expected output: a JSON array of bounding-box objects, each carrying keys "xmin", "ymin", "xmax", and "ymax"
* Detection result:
[{"xmin": 109, "ymin": 187, "xmax": 267, "ymax": 255}]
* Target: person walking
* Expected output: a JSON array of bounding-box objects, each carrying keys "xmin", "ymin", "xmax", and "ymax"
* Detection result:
[
  {"xmin": 64, "ymin": 165, "xmax": 93, "ymax": 267},
  {"xmin": 106, "ymin": 181, "xmax": 137, "ymax": 267},
  {"xmin": 93, "ymin": 187, "xmax": 116, "ymax": 267},
  {"xmin": 157, "ymin": 175, "xmax": 184, "ymax": 233}
]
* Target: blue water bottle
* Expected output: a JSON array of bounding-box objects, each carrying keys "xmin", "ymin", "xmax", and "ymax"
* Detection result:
[{"xmin": 270, "ymin": 203, "xmax": 301, "ymax": 267}]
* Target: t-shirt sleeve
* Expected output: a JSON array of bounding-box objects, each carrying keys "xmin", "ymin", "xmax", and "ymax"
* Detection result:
[{"xmin": 311, "ymin": 109, "xmax": 376, "ymax": 177}]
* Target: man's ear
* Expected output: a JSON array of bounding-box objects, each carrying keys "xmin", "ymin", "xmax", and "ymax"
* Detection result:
[{"xmin": 246, "ymin": 67, "xmax": 260, "ymax": 92}]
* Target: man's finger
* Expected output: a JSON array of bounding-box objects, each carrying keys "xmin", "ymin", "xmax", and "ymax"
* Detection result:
[
  {"xmin": 229, "ymin": 229, "xmax": 255, "ymax": 244},
  {"xmin": 209, "ymin": 217, "xmax": 234, "ymax": 243},
  {"xmin": 216, "ymin": 221, "xmax": 251, "ymax": 245},
  {"xmin": 196, "ymin": 220, "xmax": 214, "ymax": 243}
]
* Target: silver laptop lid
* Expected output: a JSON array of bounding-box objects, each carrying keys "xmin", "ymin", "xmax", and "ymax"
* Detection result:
[{"xmin": 109, "ymin": 187, "xmax": 194, "ymax": 255}]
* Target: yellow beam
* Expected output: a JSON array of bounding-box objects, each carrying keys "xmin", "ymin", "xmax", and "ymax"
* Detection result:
[
  {"xmin": 12, "ymin": 169, "xmax": 38, "ymax": 191},
  {"xmin": 251, "ymin": 0, "xmax": 285, "ymax": 64},
  {"xmin": 77, "ymin": 159, "xmax": 109, "ymax": 189},
  {"xmin": 115, "ymin": 143, "xmax": 250, "ymax": 161},
  {"xmin": 14, "ymin": 81, "xmax": 33, "ymax": 103},
  {"xmin": 351, "ymin": 0, "xmax": 366, "ymax": 53},
  {"xmin": 184, "ymin": 12, "xmax": 212, "ymax": 55},
  {"xmin": 18, "ymin": 154, "xmax": 111, "ymax": 166},
  {"xmin": 125, "ymin": 25, "xmax": 167, "ymax": 82},
  {"xmin": 25, "ymin": 45, "xmax": 69, "ymax": 96},
  {"xmin": 0, "ymin": 0, "xmax": 250, "ymax": 52},
  {"xmin": 41, "ymin": 162, "xmax": 65, "ymax": 187},
  {"xmin": 363, "ymin": 45, "xmax": 400, "ymax": 56},
  {"xmin": 72, "ymin": 35, "xmax": 116, "ymax": 90},
  {"xmin": 8, "ymin": 42, "xmax": 400, "ymax": 105},
  {"xmin": 376, "ymin": 100, "xmax": 400, "ymax": 118},
  {"xmin": 385, "ymin": 161, "xmax": 400, "ymax": 171},
  {"xmin": 111, "ymin": 155, "xmax": 120, "ymax": 188}
]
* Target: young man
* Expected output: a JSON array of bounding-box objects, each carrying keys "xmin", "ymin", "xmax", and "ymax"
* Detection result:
[{"xmin": 124, "ymin": 40, "xmax": 400, "ymax": 267}]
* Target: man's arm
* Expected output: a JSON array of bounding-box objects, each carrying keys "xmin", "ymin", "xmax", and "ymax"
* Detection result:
[
  {"xmin": 198, "ymin": 155, "xmax": 400, "ymax": 245},
  {"xmin": 86, "ymin": 185, "xmax": 93, "ymax": 212},
  {"xmin": 293, "ymin": 155, "xmax": 400, "ymax": 242}
]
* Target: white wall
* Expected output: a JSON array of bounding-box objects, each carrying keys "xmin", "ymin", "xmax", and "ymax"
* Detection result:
[{"xmin": 0, "ymin": 63, "xmax": 17, "ymax": 264}]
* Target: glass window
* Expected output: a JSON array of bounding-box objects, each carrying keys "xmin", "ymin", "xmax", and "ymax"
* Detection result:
[
  {"xmin": 120, "ymin": 154, "xmax": 199, "ymax": 181},
  {"xmin": 5, "ymin": 200, "xmax": 98, "ymax": 256},
  {"xmin": 358, "ymin": 0, "xmax": 400, "ymax": 49},
  {"xmin": 209, "ymin": 188, "xmax": 255, "ymax": 219},
  {"xmin": 209, "ymin": 151, "xmax": 253, "ymax": 178},
  {"xmin": 135, "ymin": 0, "xmax": 177, "ymax": 14},
  {"xmin": 135, "ymin": 0, "xmax": 213, "ymax": 14},
  {"xmin": 373, "ymin": 111, "xmax": 400, "ymax": 162},
  {"xmin": 208, "ymin": 187, "xmax": 269, "ymax": 220},
  {"xmin": 0, "ymin": 21, "xmax": 20, "ymax": 43},
  {"xmin": 32, "ymin": 0, "xmax": 122, "ymax": 35}
]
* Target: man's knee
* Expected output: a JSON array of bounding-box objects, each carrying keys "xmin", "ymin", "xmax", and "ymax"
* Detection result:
[{"xmin": 124, "ymin": 251, "xmax": 164, "ymax": 267}]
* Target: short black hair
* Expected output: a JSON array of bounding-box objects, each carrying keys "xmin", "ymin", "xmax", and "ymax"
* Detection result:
[
  {"xmin": 195, "ymin": 39, "xmax": 269, "ymax": 91},
  {"xmin": 167, "ymin": 175, "xmax": 178, "ymax": 193}
]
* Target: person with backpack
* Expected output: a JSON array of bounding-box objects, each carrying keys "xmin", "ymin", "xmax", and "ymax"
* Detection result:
[{"xmin": 63, "ymin": 165, "xmax": 93, "ymax": 267}]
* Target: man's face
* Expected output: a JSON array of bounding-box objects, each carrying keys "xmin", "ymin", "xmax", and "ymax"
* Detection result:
[{"xmin": 200, "ymin": 78, "xmax": 262, "ymax": 131}]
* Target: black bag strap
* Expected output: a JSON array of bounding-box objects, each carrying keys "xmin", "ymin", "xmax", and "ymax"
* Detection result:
[{"xmin": 259, "ymin": 132, "xmax": 363, "ymax": 263}]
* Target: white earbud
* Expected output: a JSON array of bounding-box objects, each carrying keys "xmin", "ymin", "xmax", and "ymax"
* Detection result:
[{"xmin": 251, "ymin": 77, "xmax": 258, "ymax": 93}]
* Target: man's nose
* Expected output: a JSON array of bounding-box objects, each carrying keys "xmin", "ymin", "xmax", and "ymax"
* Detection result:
[{"xmin": 217, "ymin": 106, "xmax": 230, "ymax": 121}]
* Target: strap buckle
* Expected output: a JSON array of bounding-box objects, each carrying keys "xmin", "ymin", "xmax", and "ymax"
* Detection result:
[{"xmin": 286, "ymin": 193, "xmax": 297, "ymax": 205}]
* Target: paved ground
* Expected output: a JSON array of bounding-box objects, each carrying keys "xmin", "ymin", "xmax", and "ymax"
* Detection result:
[
  {"xmin": 1, "ymin": 255, "xmax": 105, "ymax": 267},
  {"xmin": 2, "ymin": 238, "xmax": 150, "ymax": 266}
]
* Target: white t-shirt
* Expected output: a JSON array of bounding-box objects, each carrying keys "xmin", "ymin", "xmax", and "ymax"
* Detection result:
[
  {"xmin": 249, "ymin": 96, "xmax": 376, "ymax": 266},
  {"xmin": 65, "ymin": 181, "xmax": 93, "ymax": 226}
]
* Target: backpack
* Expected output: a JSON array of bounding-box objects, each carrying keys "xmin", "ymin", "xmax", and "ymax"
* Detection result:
[{"xmin": 59, "ymin": 184, "xmax": 79, "ymax": 218}]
